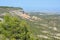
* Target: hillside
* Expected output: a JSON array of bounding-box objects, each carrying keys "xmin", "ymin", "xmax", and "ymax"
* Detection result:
[
  {"xmin": 0, "ymin": 6, "xmax": 23, "ymax": 17},
  {"xmin": 0, "ymin": 6, "xmax": 38, "ymax": 40},
  {"xmin": 0, "ymin": 6, "xmax": 60, "ymax": 40},
  {"xmin": 0, "ymin": 6, "xmax": 40, "ymax": 21},
  {"xmin": 28, "ymin": 12, "xmax": 60, "ymax": 40}
]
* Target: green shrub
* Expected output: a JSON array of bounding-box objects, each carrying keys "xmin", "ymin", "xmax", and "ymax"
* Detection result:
[{"xmin": 0, "ymin": 14, "xmax": 38, "ymax": 40}]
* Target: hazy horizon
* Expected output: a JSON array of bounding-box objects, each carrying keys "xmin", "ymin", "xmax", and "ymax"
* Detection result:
[{"xmin": 0, "ymin": 0, "xmax": 60, "ymax": 12}]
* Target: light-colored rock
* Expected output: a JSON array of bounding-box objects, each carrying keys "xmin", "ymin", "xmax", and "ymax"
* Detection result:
[
  {"xmin": 37, "ymin": 35, "xmax": 49, "ymax": 39},
  {"xmin": 53, "ymin": 36, "xmax": 60, "ymax": 39},
  {"xmin": 0, "ymin": 18, "xmax": 3, "ymax": 22},
  {"xmin": 53, "ymin": 27, "xmax": 57, "ymax": 31},
  {"xmin": 42, "ymin": 31, "xmax": 48, "ymax": 33},
  {"xmin": 56, "ymin": 33, "xmax": 60, "ymax": 36}
]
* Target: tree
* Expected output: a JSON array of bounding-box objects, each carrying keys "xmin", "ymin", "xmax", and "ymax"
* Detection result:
[{"xmin": 0, "ymin": 14, "xmax": 38, "ymax": 40}]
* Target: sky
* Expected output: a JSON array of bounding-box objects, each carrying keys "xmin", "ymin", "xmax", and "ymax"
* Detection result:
[{"xmin": 0, "ymin": 0, "xmax": 60, "ymax": 12}]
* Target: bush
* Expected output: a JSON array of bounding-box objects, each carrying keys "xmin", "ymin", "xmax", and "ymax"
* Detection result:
[{"xmin": 0, "ymin": 14, "xmax": 38, "ymax": 40}]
